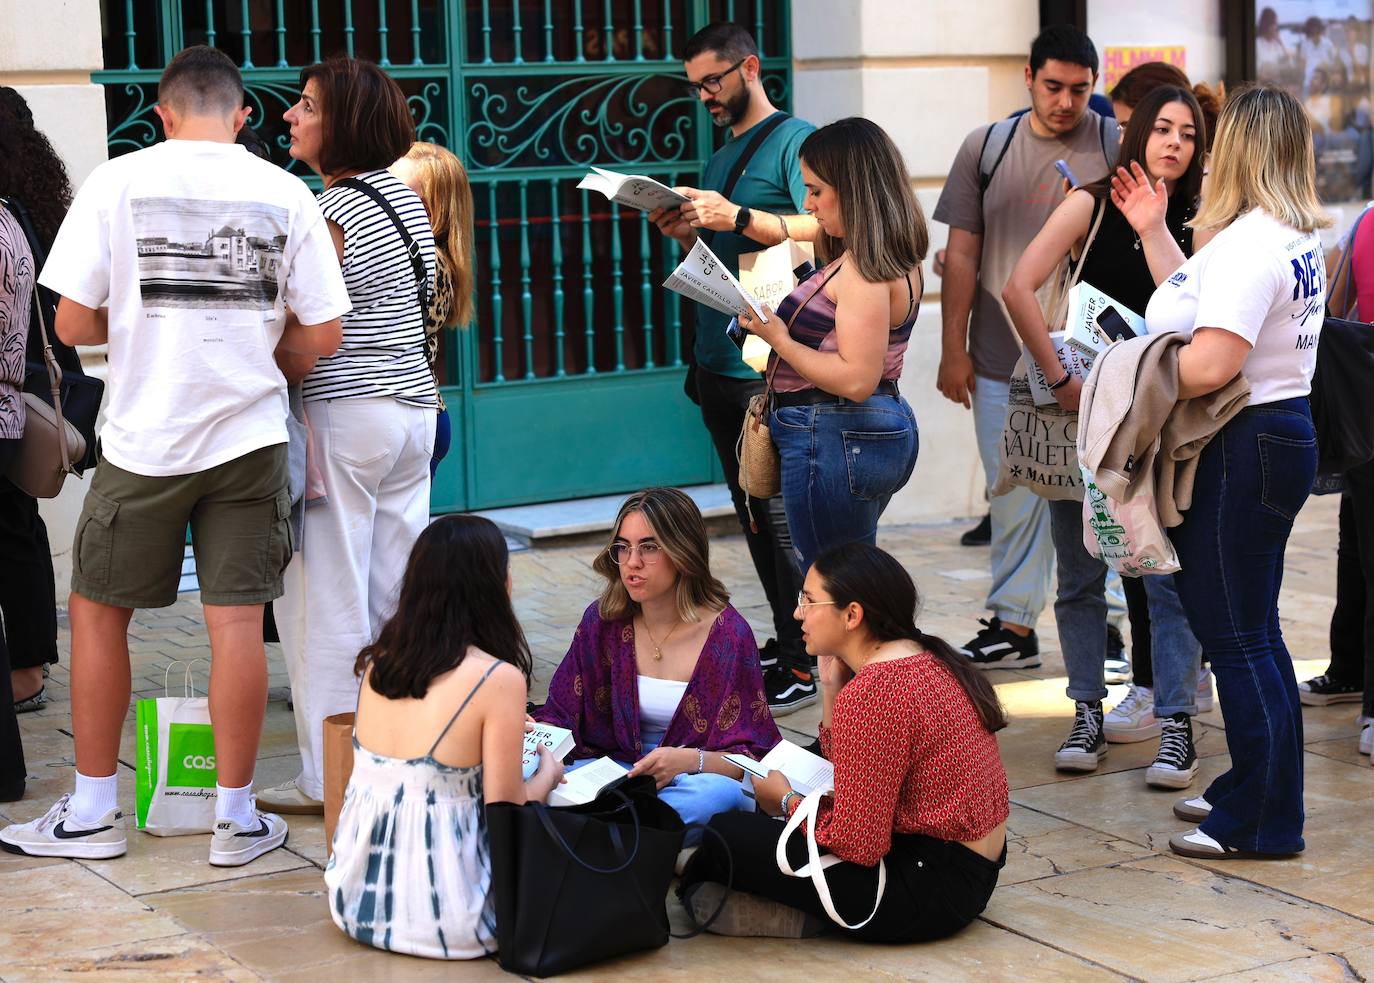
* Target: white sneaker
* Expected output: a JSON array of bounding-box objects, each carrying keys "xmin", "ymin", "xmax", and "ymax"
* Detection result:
[
  {"xmin": 1196, "ymin": 668, "xmax": 1215, "ymax": 713},
  {"xmin": 1173, "ymin": 795, "xmax": 1212, "ymax": 822},
  {"xmin": 208, "ymin": 810, "xmax": 288, "ymax": 867},
  {"xmin": 255, "ymin": 776, "xmax": 323, "ymax": 816},
  {"xmin": 1360, "ymin": 722, "xmax": 1373, "ymax": 757},
  {"xmin": 1104, "ymin": 685, "xmax": 1158, "ymax": 743},
  {"xmin": 0, "ymin": 794, "xmax": 127, "ymax": 860}
]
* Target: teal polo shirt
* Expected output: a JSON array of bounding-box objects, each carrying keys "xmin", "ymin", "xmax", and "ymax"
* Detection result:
[{"xmin": 694, "ymin": 111, "xmax": 815, "ymax": 379}]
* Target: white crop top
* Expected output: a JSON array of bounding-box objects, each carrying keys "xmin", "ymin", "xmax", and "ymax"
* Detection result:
[{"xmin": 637, "ymin": 675, "xmax": 688, "ymax": 746}]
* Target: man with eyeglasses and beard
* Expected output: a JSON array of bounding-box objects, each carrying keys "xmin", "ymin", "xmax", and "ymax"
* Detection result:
[{"xmin": 647, "ymin": 22, "xmax": 819, "ymax": 715}]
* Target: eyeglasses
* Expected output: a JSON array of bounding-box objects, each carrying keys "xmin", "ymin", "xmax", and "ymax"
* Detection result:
[
  {"xmin": 607, "ymin": 542, "xmax": 663, "ymax": 565},
  {"xmin": 796, "ymin": 591, "xmax": 838, "ymax": 610},
  {"xmin": 683, "ymin": 58, "xmax": 747, "ymax": 97}
]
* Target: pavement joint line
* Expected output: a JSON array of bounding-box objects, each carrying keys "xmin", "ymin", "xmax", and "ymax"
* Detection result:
[{"xmin": 973, "ymin": 913, "xmax": 1143, "ymax": 981}]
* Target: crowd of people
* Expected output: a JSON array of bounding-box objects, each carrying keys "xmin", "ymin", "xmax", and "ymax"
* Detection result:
[{"xmin": 0, "ymin": 16, "xmax": 1367, "ymax": 965}]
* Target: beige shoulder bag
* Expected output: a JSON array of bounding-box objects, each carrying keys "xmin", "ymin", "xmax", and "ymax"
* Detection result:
[{"xmin": 6, "ymin": 285, "xmax": 87, "ymax": 498}]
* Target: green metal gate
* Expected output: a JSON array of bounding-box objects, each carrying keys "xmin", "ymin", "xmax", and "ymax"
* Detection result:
[{"xmin": 93, "ymin": 1, "xmax": 793, "ymax": 511}]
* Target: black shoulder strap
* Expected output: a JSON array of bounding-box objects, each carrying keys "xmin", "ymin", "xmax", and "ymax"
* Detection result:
[
  {"xmin": 702, "ymin": 111, "xmax": 792, "ymax": 246},
  {"xmin": 333, "ymin": 176, "xmax": 429, "ymax": 323}
]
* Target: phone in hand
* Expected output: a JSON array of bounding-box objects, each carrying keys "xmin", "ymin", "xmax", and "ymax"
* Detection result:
[
  {"xmin": 725, "ymin": 316, "xmax": 748, "ymax": 351},
  {"xmin": 1054, "ymin": 159, "xmax": 1079, "ymax": 189},
  {"xmin": 1095, "ymin": 305, "xmax": 1137, "ymax": 342}
]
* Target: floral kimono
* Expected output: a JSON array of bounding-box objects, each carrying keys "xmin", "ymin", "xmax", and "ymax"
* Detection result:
[{"xmin": 537, "ymin": 601, "xmax": 780, "ymax": 762}]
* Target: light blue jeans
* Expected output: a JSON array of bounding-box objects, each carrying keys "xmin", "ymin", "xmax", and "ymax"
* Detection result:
[
  {"xmin": 1143, "ymin": 574, "xmax": 1202, "ymax": 717},
  {"xmin": 973, "ymin": 375, "xmax": 1125, "ymax": 629},
  {"xmin": 569, "ymin": 741, "xmax": 752, "ymax": 846}
]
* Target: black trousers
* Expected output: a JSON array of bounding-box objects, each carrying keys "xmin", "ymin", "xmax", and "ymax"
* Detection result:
[
  {"xmin": 1122, "ymin": 576, "xmax": 1153, "ymax": 686},
  {"xmin": 0, "ymin": 477, "xmax": 59, "ymax": 673},
  {"xmin": 695, "ymin": 368, "xmax": 806, "ymax": 669},
  {"xmin": 1327, "ymin": 461, "xmax": 1374, "ymax": 717},
  {"xmin": 682, "ymin": 811, "xmax": 1003, "ymax": 944}
]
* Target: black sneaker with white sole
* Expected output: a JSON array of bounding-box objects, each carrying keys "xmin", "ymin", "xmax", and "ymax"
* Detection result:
[
  {"xmin": 758, "ymin": 639, "xmax": 780, "ymax": 671},
  {"xmin": 1054, "ymin": 701, "xmax": 1107, "ymax": 771},
  {"xmin": 1297, "ymin": 674, "xmax": 1362, "ymax": 706},
  {"xmin": 209, "ymin": 810, "xmax": 288, "ymax": 867},
  {"xmin": 1146, "ymin": 713, "xmax": 1198, "ymax": 789},
  {"xmin": 960, "ymin": 617, "xmax": 1041, "ymax": 670},
  {"xmin": 765, "ymin": 666, "xmax": 818, "ymax": 716}
]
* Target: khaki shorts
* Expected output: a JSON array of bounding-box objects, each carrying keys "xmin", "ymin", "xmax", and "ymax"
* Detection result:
[{"xmin": 71, "ymin": 443, "xmax": 291, "ymax": 609}]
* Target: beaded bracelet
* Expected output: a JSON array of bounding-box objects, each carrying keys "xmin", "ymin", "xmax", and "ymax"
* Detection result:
[
  {"xmin": 779, "ymin": 790, "xmax": 801, "ymax": 815},
  {"xmin": 697, "ymin": 748, "xmax": 706, "ymax": 775}
]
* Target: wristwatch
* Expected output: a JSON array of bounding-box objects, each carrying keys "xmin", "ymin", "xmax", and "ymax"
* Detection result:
[{"xmin": 733, "ymin": 205, "xmax": 752, "ymax": 235}]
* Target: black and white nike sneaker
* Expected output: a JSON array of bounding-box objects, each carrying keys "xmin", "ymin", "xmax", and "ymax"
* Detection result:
[
  {"xmin": 209, "ymin": 810, "xmax": 289, "ymax": 867},
  {"xmin": 960, "ymin": 617, "xmax": 1041, "ymax": 670},
  {"xmin": 0, "ymin": 794, "xmax": 127, "ymax": 859}
]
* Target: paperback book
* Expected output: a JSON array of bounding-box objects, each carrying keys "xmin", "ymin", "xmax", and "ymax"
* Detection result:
[
  {"xmin": 576, "ymin": 166, "xmax": 690, "ymax": 212},
  {"xmin": 547, "ymin": 756, "xmax": 630, "ymax": 807},
  {"xmin": 724, "ymin": 739, "xmax": 834, "ymax": 796},
  {"xmin": 522, "ymin": 723, "xmax": 575, "ymax": 781},
  {"xmin": 664, "ymin": 238, "xmax": 768, "ymax": 322}
]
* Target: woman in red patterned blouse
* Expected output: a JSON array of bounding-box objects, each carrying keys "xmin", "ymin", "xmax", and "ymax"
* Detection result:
[{"xmin": 679, "ymin": 542, "xmax": 1010, "ymax": 941}]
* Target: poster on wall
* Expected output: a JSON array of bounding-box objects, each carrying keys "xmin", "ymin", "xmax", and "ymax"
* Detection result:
[
  {"xmin": 1103, "ymin": 46, "xmax": 1187, "ymax": 91},
  {"xmin": 1254, "ymin": 1, "xmax": 1373, "ymax": 202}
]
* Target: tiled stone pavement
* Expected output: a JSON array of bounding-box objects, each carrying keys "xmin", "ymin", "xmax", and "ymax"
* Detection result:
[{"xmin": 3, "ymin": 495, "xmax": 1371, "ymax": 982}]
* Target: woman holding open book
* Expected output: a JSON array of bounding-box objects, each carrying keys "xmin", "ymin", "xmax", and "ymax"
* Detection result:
[
  {"xmin": 732, "ymin": 117, "xmax": 923, "ymax": 574},
  {"xmin": 534, "ymin": 487, "xmax": 779, "ymax": 834},
  {"xmin": 1000, "ymin": 84, "xmax": 1209, "ymax": 786},
  {"xmin": 678, "ymin": 543, "xmax": 1009, "ymax": 941},
  {"xmin": 326, "ymin": 515, "xmax": 564, "ymax": 960}
]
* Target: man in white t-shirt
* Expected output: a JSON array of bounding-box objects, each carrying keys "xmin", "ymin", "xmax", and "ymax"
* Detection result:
[{"xmin": 0, "ymin": 46, "xmax": 350, "ymax": 868}]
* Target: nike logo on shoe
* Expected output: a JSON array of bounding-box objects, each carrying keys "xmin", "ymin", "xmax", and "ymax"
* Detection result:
[
  {"xmin": 236, "ymin": 820, "xmax": 271, "ymax": 839},
  {"xmin": 52, "ymin": 821, "xmax": 113, "ymax": 839}
]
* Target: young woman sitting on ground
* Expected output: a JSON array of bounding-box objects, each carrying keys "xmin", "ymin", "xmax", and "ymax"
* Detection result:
[
  {"xmin": 534, "ymin": 487, "xmax": 780, "ymax": 833},
  {"xmin": 326, "ymin": 515, "xmax": 563, "ymax": 960},
  {"xmin": 679, "ymin": 542, "xmax": 1010, "ymax": 942}
]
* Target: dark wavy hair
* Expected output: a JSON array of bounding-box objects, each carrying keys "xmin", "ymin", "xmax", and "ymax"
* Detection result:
[
  {"xmin": 0, "ymin": 88, "xmax": 72, "ymax": 254},
  {"xmin": 355, "ymin": 515, "xmax": 532, "ymax": 699},
  {"xmin": 812, "ymin": 543, "xmax": 1007, "ymax": 733}
]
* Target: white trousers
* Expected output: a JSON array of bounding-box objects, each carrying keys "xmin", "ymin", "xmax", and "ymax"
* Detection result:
[{"xmin": 276, "ymin": 397, "xmax": 435, "ymax": 799}]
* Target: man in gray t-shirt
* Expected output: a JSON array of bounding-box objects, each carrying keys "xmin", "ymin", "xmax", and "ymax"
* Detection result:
[{"xmin": 932, "ymin": 25, "xmax": 1116, "ymax": 667}]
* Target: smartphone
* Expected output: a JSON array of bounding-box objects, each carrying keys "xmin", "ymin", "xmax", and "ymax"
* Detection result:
[
  {"xmin": 1095, "ymin": 305, "xmax": 1137, "ymax": 342},
  {"xmin": 1054, "ymin": 159, "xmax": 1079, "ymax": 189},
  {"xmin": 725, "ymin": 316, "xmax": 748, "ymax": 351}
]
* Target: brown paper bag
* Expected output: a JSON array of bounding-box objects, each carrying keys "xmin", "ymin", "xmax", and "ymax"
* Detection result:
[{"xmin": 322, "ymin": 712, "xmax": 356, "ymax": 858}]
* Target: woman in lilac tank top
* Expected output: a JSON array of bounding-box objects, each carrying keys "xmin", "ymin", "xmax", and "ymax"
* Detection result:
[{"xmin": 735, "ymin": 117, "xmax": 924, "ymax": 572}]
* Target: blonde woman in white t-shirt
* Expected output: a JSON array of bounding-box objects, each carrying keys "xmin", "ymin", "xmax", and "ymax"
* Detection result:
[{"xmin": 1112, "ymin": 84, "xmax": 1330, "ymax": 863}]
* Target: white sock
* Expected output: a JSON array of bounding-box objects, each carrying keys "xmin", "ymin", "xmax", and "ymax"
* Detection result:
[
  {"xmin": 72, "ymin": 771, "xmax": 120, "ymax": 824},
  {"xmin": 215, "ymin": 782, "xmax": 257, "ymax": 827}
]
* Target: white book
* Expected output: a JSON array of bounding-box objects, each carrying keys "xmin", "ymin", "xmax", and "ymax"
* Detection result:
[
  {"xmin": 522, "ymin": 723, "xmax": 575, "ymax": 781},
  {"xmin": 724, "ymin": 740, "xmax": 834, "ymax": 796},
  {"xmin": 1025, "ymin": 331, "xmax": 1091, "ymax": 407},
  {"xmin": 1062, "ymin": 282, "xmax": 1144, "ymax": 360},
  {"xmin": 547, "ymin": 756, "xmax": 630, "ymax": 807},
  {"xmin": 663, "ymin": 238, "xmax": 769, "ymax": 322},
  {"xmin": 575, "ymin": 166, "xmax": 690, "ymax": 212}
]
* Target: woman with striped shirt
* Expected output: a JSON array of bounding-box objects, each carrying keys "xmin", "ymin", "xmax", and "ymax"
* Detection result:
[{"xmin": 262, "ymin": 57, "xmax": 439, "ymax": 815}]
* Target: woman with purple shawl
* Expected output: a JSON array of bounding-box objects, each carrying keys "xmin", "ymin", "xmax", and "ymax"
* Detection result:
[{"xmin": 536, "ymin": 488, "xmax": 780, "ymax": 832}]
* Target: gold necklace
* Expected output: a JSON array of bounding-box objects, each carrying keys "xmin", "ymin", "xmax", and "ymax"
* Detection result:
[{"xmin": 640, "ymin": 615, "xmax": 682, "ymax": 661}]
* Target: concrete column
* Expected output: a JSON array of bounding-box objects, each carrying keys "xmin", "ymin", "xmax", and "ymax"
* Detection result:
[
  {"xmin": 791, "ymin": 0, "xmax": 1038, "ymax": 526},
  {"xmin": 0, "ymin": 0, "xmax": 110, "ymax": 590}
]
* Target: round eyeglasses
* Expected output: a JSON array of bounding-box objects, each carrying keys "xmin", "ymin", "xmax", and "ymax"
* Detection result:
[
  {"xmin": 607, "ymin": 542, "xmax": 663, "ymax": 565},
  {"xmin": 683, "ymin": 57, "xmax": 747, "ymax": 98}
]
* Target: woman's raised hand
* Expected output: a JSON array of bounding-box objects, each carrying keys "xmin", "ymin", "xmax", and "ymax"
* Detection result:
[{"xmin": 1110, "ymin": 161, "xmax": 1169, "ymax": 236}]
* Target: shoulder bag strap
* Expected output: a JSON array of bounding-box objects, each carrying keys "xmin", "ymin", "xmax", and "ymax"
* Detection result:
[
  {"xmin": 333, "ymin": 177, "xmax": 429, "ymax": 325},
  {"xmin": 1046, "ymin": 195, "xmax": 1107, "ymax": 332},
  {"xmin": 765, "ymin": 260, "xmax": 845, "ymax": 393},
  {"xmin": 701, "ymin": 112, "xmax": 792, "ymax": 246},
  {"xmin": 774, "ymin": 789, "xmax": 888, "ymax": 931},
  {"xmin": 4, "ymin": 196, "xmax": 81, "ymax": 375}
]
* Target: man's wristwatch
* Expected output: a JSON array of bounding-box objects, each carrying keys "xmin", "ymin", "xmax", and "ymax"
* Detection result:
[{"xmin": 733, "ymin": 205, "xmax": 752, "ymax": 235}]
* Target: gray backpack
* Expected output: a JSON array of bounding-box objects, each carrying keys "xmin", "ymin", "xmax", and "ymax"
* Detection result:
[{"xmin": 978, "ymin": 112, "xmax": 1120, "ymax": 196}]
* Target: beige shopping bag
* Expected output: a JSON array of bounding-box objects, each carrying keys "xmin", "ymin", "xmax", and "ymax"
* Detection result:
[
  {"xmin": 322, "ymin": 712, "xmax": 355, "ymax": 858},
  {"xmin": 737, "ymin": 240, "xmax": 816, "ymax": 372}
]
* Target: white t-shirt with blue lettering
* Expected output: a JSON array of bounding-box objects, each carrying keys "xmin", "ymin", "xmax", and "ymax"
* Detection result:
[{"xmin": 1144, "ymin": 208, "xmax": 1325, "ymax": 405}]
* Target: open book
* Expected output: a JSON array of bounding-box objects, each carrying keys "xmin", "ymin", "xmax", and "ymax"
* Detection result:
[
  {"xmin": 522, "ymin": 723, "xmax": 575, "ymax": 781},
  {"xmin": 664, "ymin": 239, "xmax": 768, "ymax": 323},
  {"xmin": 547, "ymin": 756, "xmax": 630, "ymax": 808},
  {"xmin": 576, "ymin": 166, "xmax": 690, "ymax": 212},
  {"xmin": 724, "ymin": 740, "xmax": 834, "ymax": 796}
]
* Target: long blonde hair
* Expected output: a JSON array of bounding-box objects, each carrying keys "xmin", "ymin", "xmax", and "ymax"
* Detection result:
[
  {"xmin": 1192, "ymin": 83, "xmax": 1331, "ymax": 234},
  {"xmin": 402, "ymin": 141, "xmax": 476, "ymax": 327},
  {"xmin": 592, "ymin": 488, "xmax": 730, "ymax": 623}
]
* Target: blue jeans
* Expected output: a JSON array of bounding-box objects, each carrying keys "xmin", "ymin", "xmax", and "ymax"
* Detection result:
[
  {"xmin": 570, "ymin": 743, "xmax": 752, "ymax": 846},
  {"xmin": 973, "ymin": 376, "xmax": 1127, "ymax": 629},
  {"xmin": 1143, "ymin": 574, "xmax": 1202, "ymax": 717},
  {"xmin": 771, "ymin": 393, "xmax": 918, "ymax": 572},
  {"xmin": 1169, "ymin": 398, "xmax": 1317, "ymax": 854}
]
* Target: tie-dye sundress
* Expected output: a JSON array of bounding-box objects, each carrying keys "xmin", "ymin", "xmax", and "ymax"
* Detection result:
[{"xmin": 325, "ymin": 662, "xmax": 499, "ymax": 959}]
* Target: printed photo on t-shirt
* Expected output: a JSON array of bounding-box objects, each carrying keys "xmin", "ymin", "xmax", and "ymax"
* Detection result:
[{"xmin": 132, "ymin": 197, "xmax": 288, "ymax": 310}]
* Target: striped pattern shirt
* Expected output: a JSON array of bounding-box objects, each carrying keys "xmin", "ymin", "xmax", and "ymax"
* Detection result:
[{"xmin": 303, "ymin": 170, "xmax": 438, "ymax": 406}]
